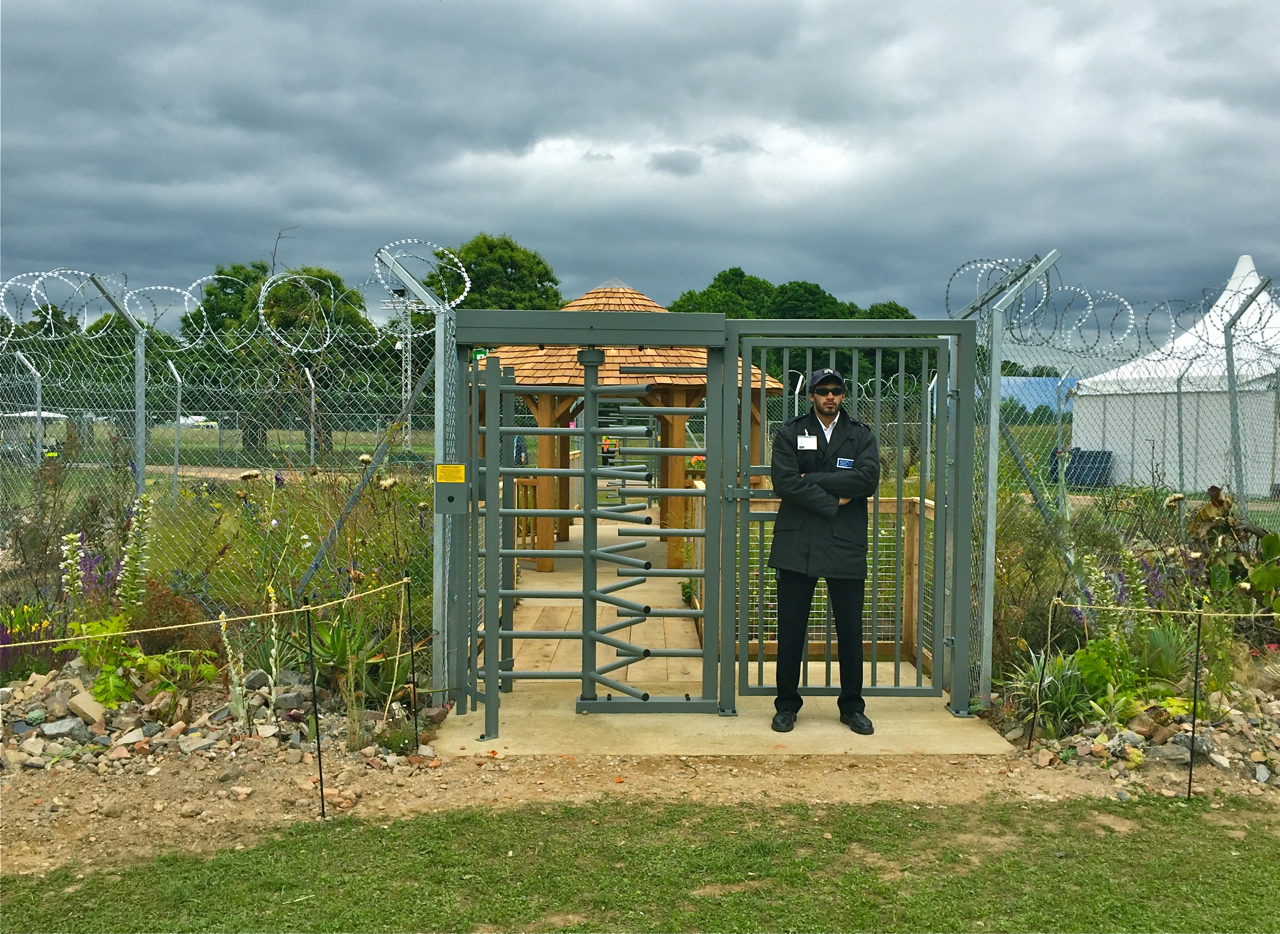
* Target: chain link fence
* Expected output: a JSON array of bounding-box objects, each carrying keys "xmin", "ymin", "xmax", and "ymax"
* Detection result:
[
  {"xmin": 0, "ymin": 255, "xmax": 467, "ymax": 693},
  {"xmin": 950, "ymin": 254, "xmax": 1280, "ymax": 705}
]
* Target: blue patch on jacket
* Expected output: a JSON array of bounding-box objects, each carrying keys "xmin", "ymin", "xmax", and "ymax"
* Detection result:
[{"xmin": 836, "ymin": 457, "xmax": 854, "ymax": 469}]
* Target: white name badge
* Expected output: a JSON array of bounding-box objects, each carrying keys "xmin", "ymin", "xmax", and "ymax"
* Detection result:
[{"xmin": 797, "ymin": 435, "xmax": 818, "ymax": 450}]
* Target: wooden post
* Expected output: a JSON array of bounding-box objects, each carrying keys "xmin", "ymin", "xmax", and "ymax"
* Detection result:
[
  {"xmin": 903, "ymin": 498, "xmax": 919, "ymax": 665},
  {"xmin": 556, "ymin": 411, "xmax": 571, "ymax": 541}
]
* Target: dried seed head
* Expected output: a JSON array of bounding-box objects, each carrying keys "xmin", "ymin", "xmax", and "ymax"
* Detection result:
[
  {"xmin": 308, "ymin": 463, "xmax": 319, "ymax": 475},
  {"xmin": 239, "ymin": 470, "xmax": 262, "ymax": 481},
  {"xmin": 417, "ymin": 501, "xmax": 430, "ymax": 511},
  {"xmin": 379, "ymin": 477, "xmax": 399, "ymax": 490},
  {"xmin": 1163, "ymin": 493, "xmax": 1185, "ymax": 508},
  {"xmin": 359, "ymin": 454, "xmax": 373, "ymax": 464}
]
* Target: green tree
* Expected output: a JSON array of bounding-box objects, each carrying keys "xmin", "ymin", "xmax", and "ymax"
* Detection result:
[
  {"xmin": 183, "ymin": 261, "xmax": 270, "ymax": 337},
  {"xmin": 668, "ymin": 267, "xmax": 775, "ymax": 318},
  {"xmin": 426, "ymin": 233, "xmax": 563, "ymax": 310},
  {"xmin": 20, "ymin": 304, "xmax": 79, "ymax": 336},
  {"xmin": 765, "ymin": 281, "xmax": 850, "ymax": 320}
]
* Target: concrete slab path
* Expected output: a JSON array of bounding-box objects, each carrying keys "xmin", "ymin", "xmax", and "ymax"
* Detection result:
[{"xmin": 436, "ymin": 682, "xmax": 1012, "ymax": 758}]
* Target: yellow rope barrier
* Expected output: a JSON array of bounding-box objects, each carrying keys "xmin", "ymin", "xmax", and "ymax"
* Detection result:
[
  {"xmin": 2, "ymin": 578, "xmax": 411, "ymax": 649},
  {"xmin": 1055, "ymin": 600, "xmax": 1264, "ymax": 620}
]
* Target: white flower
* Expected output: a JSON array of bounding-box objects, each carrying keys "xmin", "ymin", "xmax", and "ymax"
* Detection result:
[
  {"xmin": 1189, "ymin": 551, "xmax": 1203, "ymax": 560},
  {"xmin": 1238, "ymin": 582, "xmax": 1252, "ymax": 592}
]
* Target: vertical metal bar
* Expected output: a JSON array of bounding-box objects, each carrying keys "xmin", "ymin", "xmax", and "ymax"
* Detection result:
[
  {"xmin": 303, "ymin": 598, "xmax": 325, "ymax": 818},
  {"xmin": 948, "ymin": 325, "xmax": 978, "ymax": 716},
  {"xmin": 449, "ymin": 345, "xmax": 470, "ymax": 709},
  {"xmin": 758, "ymin": 347, "xmax": 767, "ymax": 469},
  {"xmin": 871, "ymin": 349, "xmax": 882, "ymax": 685},
  {"xmin": 823, "ymin": 593, "xmax": 833, "ymax": 687},
  {"xmin": 923, "ymin": 373, "xmax": 933, "ymax": 493},
  {"xmin": 850, "ymin": 350, "xmax": 859, "ymax": 415},
  {"xmin": 434, "ymin": 307, "xmax": 452, "ymax": 705},
  {"xmin": 481, "ymin": 355, "xmax": 501, "ymax": 739},
  {"xmin": 719, "ymin": 335, "xmax": 739, "ymax": 707},
  {"xmin": 936, "ymin": 335, "xmax": 957, "ymax": 690},
  {"xmin": 916, "ymin": 349, "xmax": 929, "ymax": 687},
  {"xmin": 894, "ymin": 350, "xmax": 905, "ymax": 686},
  {"xmin": 167, "ymin": 360, "xmax": 182, "ymax": 504},
  {"xmin": 978, "ymin": 296, "xmax": 1003, "ymax": 704},
  {"xmin": 930, "ymin": 341, "xmax": 951, "ymax": 689},
  {"xmin": 704, "ymin": 345, "xmax": 725, "ymax": 709},
  {"xmin": 1224, "ymin": 276, "xmax": 1270, "ymax": 517},
  {"xmin": 738, "ymin": 340, "xmax": 754, "ymax": 695},
  {"xmin": 756, "ymin": 518, "xmax": 765, "ymax": 686},
  {"xmin": 578, "ymin": 348, "xmax": 604, "ymax": 702},
  {"xmin": 468, "ymin": 354, "xmax": 482, "ymax": 713},
  {"xmin": 781, "ymin": 348, "xmax": 790, "ymax": 422},
  {"xmin": 500, "ymin": 368, "xmax": 516, "ymax": 694}
]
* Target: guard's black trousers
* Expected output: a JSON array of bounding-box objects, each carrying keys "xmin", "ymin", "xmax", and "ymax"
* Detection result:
[{"xmin": 774, "ymin": 570, "xmax": 866, "ymax": 717}]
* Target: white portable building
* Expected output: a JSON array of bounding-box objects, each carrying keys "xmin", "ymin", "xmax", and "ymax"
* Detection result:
[{"xmin": 1072, "ymin": 255, "xmax": 1280, "ymax": 496}]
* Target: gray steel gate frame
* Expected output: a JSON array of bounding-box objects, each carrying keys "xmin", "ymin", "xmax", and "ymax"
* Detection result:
[
  {"xmin": 443, "ymin": 310, "xmax": 979, "ymax": 738},
  {"xmin": 723, "ymin": 320, "xmax": 978, "ymax": 717}
]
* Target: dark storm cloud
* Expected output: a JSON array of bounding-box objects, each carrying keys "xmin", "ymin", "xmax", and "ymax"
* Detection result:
[
  {"xmin": 648, "ymin": 150, "xmax": 704, "ymax": 177},
  {"xmin": 2, "ymin": 0, "xmax": 1278, "ymax": 317}
]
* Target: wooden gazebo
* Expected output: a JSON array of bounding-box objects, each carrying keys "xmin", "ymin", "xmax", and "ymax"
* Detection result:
[{"xmin": 482, "ymin": 280, "xmax": 781, "ymax": 571}]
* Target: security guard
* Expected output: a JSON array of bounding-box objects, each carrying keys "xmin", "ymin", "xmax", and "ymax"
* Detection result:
[{"xmin": 768, "ymin": 368, "xmax": 880, "ymax": 734}]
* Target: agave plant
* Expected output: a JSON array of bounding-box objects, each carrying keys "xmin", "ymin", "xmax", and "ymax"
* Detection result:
[
  {"xmin": 1133, "ymin": 615, "xmax": 1194, "ymax": 695},
  {"xmin": 1001, "ymin": 650, "xmax": 1093, "ymax": 739}
]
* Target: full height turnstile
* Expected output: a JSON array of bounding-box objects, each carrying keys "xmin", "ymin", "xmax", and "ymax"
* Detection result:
[{"xmin": 439, "ymin": 310, "xmax": 978, "ymax": 737}]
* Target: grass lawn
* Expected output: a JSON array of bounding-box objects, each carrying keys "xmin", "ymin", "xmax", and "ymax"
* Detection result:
[{"xmin": 1, "ymin": 795, "xmax": 1275, "ymax": 933}]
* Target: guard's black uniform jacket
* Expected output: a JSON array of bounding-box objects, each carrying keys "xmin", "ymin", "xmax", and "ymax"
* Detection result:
[{"xmin": 767, "ymin": 409, "xmax": 881, "ymax": 579}]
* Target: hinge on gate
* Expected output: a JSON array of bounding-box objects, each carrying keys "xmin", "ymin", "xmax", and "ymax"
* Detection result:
[
  {"xmin": 948, "ymin": 390, "xmax": 961, "ymax": 400},
  {"xmin": 943, "ymin": 636, "xmax": 956, "ymax": 647},
  {"xmin": 724, "ymin": 488, "xmax": 752, "ymax": 500}
]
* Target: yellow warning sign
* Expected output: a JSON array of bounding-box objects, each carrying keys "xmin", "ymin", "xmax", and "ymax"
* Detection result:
[{"xmin": 435, "ymin": 464, "xmax": 466, "ymax": 484}]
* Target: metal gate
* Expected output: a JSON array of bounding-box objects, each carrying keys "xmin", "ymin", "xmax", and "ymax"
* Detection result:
[
  {"xmin": 439, "ymin": 311, "xmax": 979, "ymax": 736},
  {"xmin": 442, "ymin": 310, "xmax": 727, "ymax": 739},
  {"xmin": 722, "ymin": 320, "xmax": 978, "ymax": 716}
]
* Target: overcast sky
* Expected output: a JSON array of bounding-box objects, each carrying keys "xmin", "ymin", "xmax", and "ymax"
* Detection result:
[{"xmin": 2, "ymin": 0, "xmax": 1278, "ymax": 319}]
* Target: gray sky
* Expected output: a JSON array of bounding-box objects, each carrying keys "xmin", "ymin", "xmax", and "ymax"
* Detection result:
[{"xmin": 2, "ymin": 0, "xmax": 1278, "ymax": 318}]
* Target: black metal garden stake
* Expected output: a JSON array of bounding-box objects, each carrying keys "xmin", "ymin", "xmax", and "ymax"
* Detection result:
[
  {"xmin": 1187, "ymin": 604, "xmax": 1205, "ymax": 800},
  {"xmin": 407, "ymin": 575, "xmax": 420, "ymax": 750},
  {"xmin": 1029, "ymin": 596, "xmax": 1058, "ymax": 752},
  {"xmin": 304, "ymin": 598, "xmax": 326, "ymax": 818}
]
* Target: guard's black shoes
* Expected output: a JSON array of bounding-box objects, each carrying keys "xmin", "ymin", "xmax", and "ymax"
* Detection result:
[
  {"xmin": 841, "ymin": 711, "xmax": 874, "ymax": 735},
  {"xmin": 771, "ymin": 710, "xmax": 797, "ymax": 732}
]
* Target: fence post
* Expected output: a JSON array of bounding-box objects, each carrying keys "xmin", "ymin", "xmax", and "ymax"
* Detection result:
[
  {"xmin": 167, "ymin": 360, "xmax": 182, "ymax": 504},
  {"xmin": 1224, "ymin": 276, "xmax": 1271, "ymax": 519},
  {"xmin": 90, "ymin": 274, "xmax": 147, "ymax": 497},
  {"xmin": 969, "ymin": 251, "xmax": 1060, "ymax": 703},
  {"xmin": 14, "ymin": 352, "xmax": 41, "ymax": 466},
  {"xmin": 304, "ymin": 367, "xmax": 317, "ymax": 468}
]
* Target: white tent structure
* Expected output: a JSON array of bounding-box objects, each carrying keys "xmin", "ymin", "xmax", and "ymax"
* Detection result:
[{"xmin": 1073, "ymin": 255, "xmax": 1280, "ymax": 497}]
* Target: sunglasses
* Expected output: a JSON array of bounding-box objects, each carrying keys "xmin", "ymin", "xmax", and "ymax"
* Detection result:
[{"xmin": 812, "ymin": 386, "xmax": 845, "ymax": 396}]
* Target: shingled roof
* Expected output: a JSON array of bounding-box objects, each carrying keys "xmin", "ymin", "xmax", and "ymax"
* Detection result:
[
  {"xmin": 482, "ymin": 281, "xmax": 781, "ymax": 392},
  {"xmin": 560, "ymin": 278, "xmax": 668, "ymax": 313}
]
